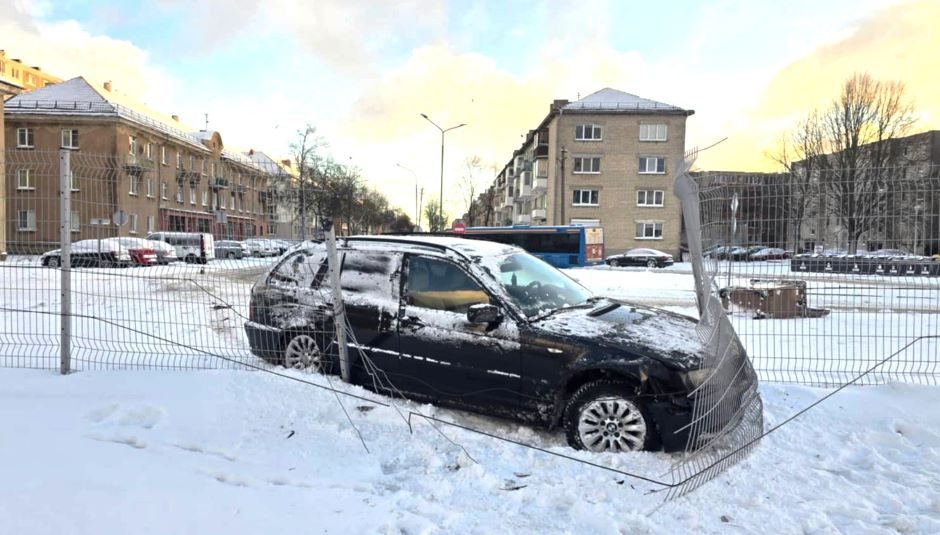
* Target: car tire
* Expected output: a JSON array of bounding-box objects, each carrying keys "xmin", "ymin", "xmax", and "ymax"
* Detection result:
[
  {"xmin": 99, "ymin": 259, "xmax": 113, "ymax": 268},
  {"xmin": 646, "ymin": 259, "xmax": 657, "ymax": 268},
  {"xmin": 563, "ymin": 379, "xmax": 655, "ymax": 453},
  {"xmin": 47, "ymin": 256, "xmax": 60, "ymax": 268},
  {"xmin": 283, "ymin": 332, "xmax": 333, "ymax": 373}
]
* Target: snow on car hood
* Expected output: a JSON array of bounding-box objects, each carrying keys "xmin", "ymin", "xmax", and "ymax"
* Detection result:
[{"xmin": 533, "ymin": 299, "xmax": 704, "ymax": 369}]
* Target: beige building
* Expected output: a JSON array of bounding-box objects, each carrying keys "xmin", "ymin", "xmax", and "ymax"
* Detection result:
[
  {"xmin": 3, "ymin": 77, "xmax": 273, "ymax": 253},
  {"xmin": 0, "ymin": 50, "xmax": 61, "ymax": 95},
  {"xmin": 477, "ymin": 88, "xmax": 693, "ymax": 257}
]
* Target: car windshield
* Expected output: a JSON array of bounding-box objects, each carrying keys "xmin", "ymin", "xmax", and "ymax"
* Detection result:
[{"xmin": 495, "ymin": 252, "xmax": 593, "ymax": 318}]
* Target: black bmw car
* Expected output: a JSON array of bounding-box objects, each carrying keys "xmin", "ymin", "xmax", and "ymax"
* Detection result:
[
  {"xmin": 245, "ymin": 236, "xmax": 727, "ymax": 453},
  {"xmin": 605, "ymin": 248, "xmax": 675, "ymax": 268}
]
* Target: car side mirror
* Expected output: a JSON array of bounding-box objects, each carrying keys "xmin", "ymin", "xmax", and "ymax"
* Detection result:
[{"xmin": 467, "ymin": 303, "xmax": 500, "ymax": 324}]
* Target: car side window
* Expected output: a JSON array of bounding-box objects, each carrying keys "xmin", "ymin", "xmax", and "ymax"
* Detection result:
[
  {"xmin": 405, "ymin": 256, "xmax": 490, "ymax": 313},
  {"xmin": 269, "ymin": 249, "xmax": 326, "ymax": 288}
]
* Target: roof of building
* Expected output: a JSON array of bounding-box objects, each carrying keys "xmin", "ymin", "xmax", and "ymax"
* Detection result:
[
  {"xmin": 3, "ymin": 77, "xmax": 210, "ymax": 152},
  {"xmin": 563, "ymin": 87, "xmax": 692, "ymax": 114}
]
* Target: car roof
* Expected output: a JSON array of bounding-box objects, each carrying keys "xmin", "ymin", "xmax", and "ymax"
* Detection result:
[{"xmin": 343, "ymin": 235, "xmax": 521, "ymax": 259}]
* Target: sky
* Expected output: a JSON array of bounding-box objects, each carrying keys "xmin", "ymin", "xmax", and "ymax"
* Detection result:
[{"xmin": 2, "ymin": 0, "xmax": 938, "ymax": 222}]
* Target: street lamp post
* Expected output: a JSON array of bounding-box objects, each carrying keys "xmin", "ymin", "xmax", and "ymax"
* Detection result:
[{"xmin": 421, "ymin": 113, "xmax": 466, "ymax": 231}]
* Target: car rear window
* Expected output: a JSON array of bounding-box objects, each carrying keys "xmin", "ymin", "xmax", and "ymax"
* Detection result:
[{"xmin": 268, "ymin": 249, "xmax": 327, "ymax": 288}]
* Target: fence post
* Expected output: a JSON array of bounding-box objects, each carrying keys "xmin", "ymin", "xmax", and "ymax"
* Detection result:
[
  {"xmin": 59, "ymin": 149, "xmax": 72, "ymax": 374},
  {"xmin": 324, "ymin": 219, "xmax": 350, "ymax": 382}
]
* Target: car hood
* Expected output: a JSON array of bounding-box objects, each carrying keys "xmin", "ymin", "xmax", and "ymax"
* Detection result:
[{"xmin": 532, "ymin": 299, "xmax": 704, "ymax": 370}]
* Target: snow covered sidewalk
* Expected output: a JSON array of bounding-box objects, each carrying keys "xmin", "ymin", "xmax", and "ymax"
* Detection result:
[{"xmin": 1, "ymin": 369, "xmax": 938, "ymax": 534}]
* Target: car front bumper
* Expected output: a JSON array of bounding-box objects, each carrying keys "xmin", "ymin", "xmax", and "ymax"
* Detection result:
[{"xmin": 244, "ymin": 320, "xmax": 285, "ymax": 360}]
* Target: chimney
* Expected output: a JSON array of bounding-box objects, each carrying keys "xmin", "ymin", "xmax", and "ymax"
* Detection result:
[
  {"xmin": 281, "ymin": 159, "xmax": 292, "ymax": 168},
  {"xmin": 248, "ymin": 149, "xmax": 254, "ymax": 156},
  {"xmin": 171, "ymin": 115, "xmax": 179, "ymax": 122},
  {"xmin": 551, "ymin": 99, "xmax": 569, "ymax": 113},
  {"xmin": 103, "ymin": 81, "xmax": 112, "ymax": 92}
]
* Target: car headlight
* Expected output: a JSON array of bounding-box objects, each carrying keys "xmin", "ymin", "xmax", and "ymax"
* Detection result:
[{"xmin": 683, "ymin": 368, "xmax": 714, "ymax": 388}]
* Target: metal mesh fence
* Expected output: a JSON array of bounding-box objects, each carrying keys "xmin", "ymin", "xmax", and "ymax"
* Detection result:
[
  {"xmin": 693, "ymin": 166, "xmax": 940, "ymax": 386},
  {"xmin": 0, "ymin": 148, "xmax": 299, "ymax": 371}
]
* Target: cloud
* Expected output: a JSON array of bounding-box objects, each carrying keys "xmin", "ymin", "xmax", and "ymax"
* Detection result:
[
  {"xmin": 0, "ymin": 1, "xmax": 179, "ymax": 110},
  {"xmin": 701, "ymin": 0, "xmax": 940, "ymax": 171}
]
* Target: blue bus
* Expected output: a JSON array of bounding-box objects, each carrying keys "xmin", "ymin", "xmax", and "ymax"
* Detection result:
[{"xmin": 459, "ymin": 225, "xmax": 605, "ymax": 268}]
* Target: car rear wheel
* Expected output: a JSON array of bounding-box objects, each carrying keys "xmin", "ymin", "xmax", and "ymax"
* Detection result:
[
  {"xmin": 564, "ymin": 379, "xmax": 652, "ymax": 453},
  {"xmin": 283, "ymin": 333, "xmax": 331, "ymax": 373},
  {"xmin": 47, "ymin": 256, "xmax": 60, "ymax": 268},
  {"xmin": 646, "ymin": 259, "xmax": 657, "ymax": 268}
]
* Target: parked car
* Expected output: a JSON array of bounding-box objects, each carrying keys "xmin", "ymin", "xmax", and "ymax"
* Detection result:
[
  {"xmin": 215, "ymin": 240, "xmax": 249, "ymax": 260},
  {"xmin": 146, "ymin": 239, "xmax": 179, "ymax": 265},
  {"xmin": 109, "ymin": 237, "xmax": 159, "ymax": 266},
  {"xmin": 605, "ymin": 248, "xmax": 674, "ymax": 268},
  {"xmin": 704, "ymin": 245, "xmax": 746, "ymax": 260},
  {"xmin": 41, "ymin": 239, "xmax": 133, "ymax": 268},
  {"xmin": 748, "ymin": 247, "xmax": 789, "ymax": 261},
  {"xmin": 244, "ymin": 239, "xmax": 278, "ymax": 257},
  {"xmin": 268, "ymin": 239, "xmax": 292, "ymax": 255},
  {"xmin": 245, "ymin": 236, "xmax": 730, "ymax": 454},
  {"xmin": 146, "ymin": 232, "xmax": 215, "ymax": 264}
]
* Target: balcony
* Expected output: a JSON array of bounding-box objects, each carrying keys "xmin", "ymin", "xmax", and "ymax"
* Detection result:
[
  {"xmin": 503, "ymin": 191, "xmax": 515, "ymax": 208},
  {"xmin": 177, "ymin": 169, "xmax": 201, "ymax": 184},
  {"xmin": 531, "ymin": 208, "xmax": 547, "ymax": 220},
  {"xmin": 535, "ymin": 144, "xmax": 548, "ymax": 158},
  {"xmin": 516, "ymin": 183, "xmax": 532, "ymax": 200},
  {"xmin": 515, "ymin": 213, "xmax": 532, "ymax": 224},
  {"xmin": 124, "ymin": 154, "xmax": 155, "ymax": 173},
  {"xmin": 210, "ymin": 177, "xmax": 230, "ymax": 189},
  {"xmin": 533, "ymin": 177, "xmax": 548, "ymax": 192},
  {"xmin": 234, "ymin": 183, "xmax": 248, "ymax": 193}
]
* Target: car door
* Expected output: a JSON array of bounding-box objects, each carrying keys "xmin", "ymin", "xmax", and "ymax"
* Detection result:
[
  {"xmin": 395, "ymin": 254, "xmax": 524, "ymax": 411},
  {"xmin": 335, "ymin": 250, "xmax": 402, "ymax": 391}
]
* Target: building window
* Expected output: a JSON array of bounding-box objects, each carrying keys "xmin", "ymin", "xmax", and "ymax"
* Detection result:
[
  {"xmin": 17, "ymin": 210, "xmax": 37, "ymax": 231},
  {"xmin": 70, "ymin": 171, "xmax": 79, "ymax": 191},
  {"xmin": 146, "ymin": 143, "xmax": 154, "ymax": 160},
  {"xmin": 639, "ymin": 124, "xmax": 668, "ymax": 142},
  {"xmin": 201, "ymin": 190, "xmax": 208, "ymax": 206},
  {"xmin": 575, "ymin": 124, "xmax": 602, "ymax": 141},
  {"xmin": 71, "ymin": 211, "xmax": 80, "ymax": 232},
  {"xmin": 161, "ymin": 146, "xmax": 168, "ymax": 165},
  {"xmin": 190, "ymin": 187, "xmax": 197, "ymax": 205},
  {"xmin": 636, "ymin": 190, "xmax": 665, "ymax": 207},
  {"xmin": 572, "ymin": 189, "xmax": 599, "ymax": 206},
  {"xmin": 190, "ymin": 156, "xmax": 196, "ymax": 170},
  {"xmin": 129, "ymin": 213, "xmax": 138, "ymax": 234},
  {"xmin": 61, "ymin": 129, "xmax": 79, "ymax": 149},
  {"xmin": 16, "ymin": 128, "xmax": 34, "ymax": 149},
  {"xmin": 635, "ymin": 221, "xmax": 664, "ymax": 240},
  {"xmin": 161, "ymin": 181, "xmax": 168, "ymax": 200},
  {"xmin": 638, "ymin": 157, "xmax": 666, "ymax": 174},
  {"xmin": 147, "ymin": 215, "xmax": 155, "ymax": 233},
  {"xmin": 146, "ymin": 178, "xmax": 154, "ymax": 198},
  {"xmin": 129, "ymin": 175, "xmax": 139, "ymax": 195},
  {"xmin": 129, "ymin": 135, "xmax": 137, "ymax": 155},
  {"xmin": 202, "ymin": 159, "xmax": 208, "ymax": 174},
  {"xmin": 573, "ymin": 157, "xmax": 601, "ymax": 174},
  {"xmin": 230, "ymin": 192, "xmax": 236, "ymax": 210},
  {"xmin": 570, "ymin": 218, "xmax": 601, "ymax": 227},
  {"xmin": 176, "ymin": 151, "xmax": 183, "ymax": 169},
  {"xmin": 176, "ymin": 187, "xmax": 183, "ymax": 204},
  {"xmin": 16, "ymin": 169, "xmax": 34, "ymax": 190},
  {"xmin": 212, "ymin": 192, "xmax": 218, "ymax": 209}
]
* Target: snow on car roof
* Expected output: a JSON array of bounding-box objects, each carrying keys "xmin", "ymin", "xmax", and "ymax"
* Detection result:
[{"xmin": 346, "ymin": 235, "xmax": 520, "ymax": 258}]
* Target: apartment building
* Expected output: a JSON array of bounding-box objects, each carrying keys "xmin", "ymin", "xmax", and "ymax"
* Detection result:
[
  {"xmin": 3, "ymin": 77, "xmax": 272, "ymax": 253},
  {"xmin": 478, "ymin": 88, "xmax": 693, "ymax": 256},
  {"xmin": 0, "ymin": 50, "xmax": 61, "ymax": 96}
]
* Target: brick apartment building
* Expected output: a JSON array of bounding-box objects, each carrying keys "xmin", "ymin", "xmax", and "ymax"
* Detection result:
[
  {"xmin": 0, "ymin": 50, "xmax": 62, "ymax": 96},
  {"xmin": 3, "ymin": 77, "xmax": 276, "ymax": 253},
  {"xmin": 473, "ymin": 88, "xmax": 693, "ymax": 256}
]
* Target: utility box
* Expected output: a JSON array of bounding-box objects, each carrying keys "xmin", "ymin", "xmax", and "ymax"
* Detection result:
[{"xmin": 720, "ymin": 279, "xmax": 829, "ymax": 319}]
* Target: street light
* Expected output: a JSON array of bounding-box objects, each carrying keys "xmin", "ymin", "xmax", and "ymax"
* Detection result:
[
  {"xmin": 395, "ymin": 163, "xmax": 420, "ymax": 230},
  {"xmin": 421, "ymin": 113, "xmax": 466, "ymax": 231}
]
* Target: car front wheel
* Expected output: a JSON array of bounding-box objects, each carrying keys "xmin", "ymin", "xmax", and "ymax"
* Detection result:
[
  {"xmin": 283, "ymin": 333, "xmax": 331, "ymax": 373},
  {"xmin": 563, "ymin": 379, "xmax": 652, "ymax": 453},
  {"xmin": 47, "ymin": 256, "xmax": 60, "ymax": 268},
  {"xmin": 646, "ymin": 259, "xmax": 657, "ymax": 268}
]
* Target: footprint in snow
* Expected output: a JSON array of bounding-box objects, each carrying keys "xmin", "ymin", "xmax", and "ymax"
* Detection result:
[
  {"xmin": 87, "ymin": 432, "xmax": 147, "ymax": 449},
  {"xmin": 173, "ymin": 443, "xmax": 238, "ymax": 462},
  {"xmin": 85, "ymin": 404, "xmax": 165, "ymax": 429}
]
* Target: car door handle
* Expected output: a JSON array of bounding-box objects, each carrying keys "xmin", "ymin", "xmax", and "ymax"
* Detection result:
[{"xmin": 547, "ymin": 348, "xmax": 563, "ymax": 354}]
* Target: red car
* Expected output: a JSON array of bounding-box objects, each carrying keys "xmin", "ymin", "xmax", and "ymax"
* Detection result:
[{"xmin": 111, "ymin": 237, "xmax": 158, "ymax": 266}]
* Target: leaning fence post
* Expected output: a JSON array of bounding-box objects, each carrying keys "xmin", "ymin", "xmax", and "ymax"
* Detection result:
[
  {"xmin": 323, "ymin": 219, "xmax": 350, "ymax": 382},
  {"xmin": 59, "ymin": 149, "xmax": 72, "ymax": 375}
]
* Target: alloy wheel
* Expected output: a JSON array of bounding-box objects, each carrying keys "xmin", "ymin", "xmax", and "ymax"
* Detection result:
[
  {"xmin": 576, "ymin": 396, "xmax": 648, "ymax": 452},
  {"xmin": 284, "ymin": 334, "xmax": 326, "ymax": 372}
]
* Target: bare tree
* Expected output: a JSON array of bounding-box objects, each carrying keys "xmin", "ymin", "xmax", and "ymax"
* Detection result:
[
  {"xmin": 424, "ymin": 198, "xmax": 448, "ymax": 232},
  {"xmin": 772, "ymin": 111, "xmax": 827, "ymax": 251},
  {"xmin": 459, "ymin": 155, "xmax": 486, "ymax": 226},
  {"xmin": 275, "ymin": 125, "xmax": 326, "ymax": 240}
]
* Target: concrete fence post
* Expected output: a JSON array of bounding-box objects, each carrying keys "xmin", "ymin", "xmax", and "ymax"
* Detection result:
[{"xmin": 59, "ymin": 149, "xmax": 72, "ymax": 375}]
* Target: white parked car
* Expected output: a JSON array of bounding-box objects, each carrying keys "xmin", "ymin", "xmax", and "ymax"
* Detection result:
[{"xmin": 244, "ymin": 239, "xmax": 278, "ymax": 257}]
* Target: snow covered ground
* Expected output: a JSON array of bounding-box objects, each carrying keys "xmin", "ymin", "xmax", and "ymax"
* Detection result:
[{"xmin": 1, "ymin": 256, "xmax": 939, "ymax": 533}]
